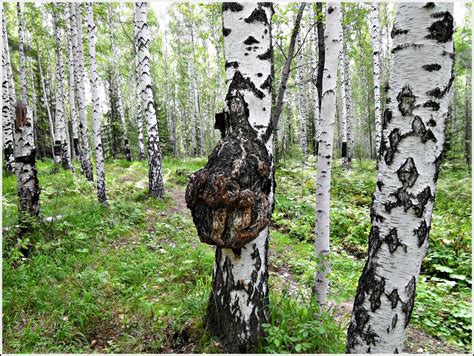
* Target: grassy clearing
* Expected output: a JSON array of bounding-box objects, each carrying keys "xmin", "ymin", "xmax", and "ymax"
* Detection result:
[{"xmin": 2, "ymin": 157, "xmax": 471, "ymax": 353}]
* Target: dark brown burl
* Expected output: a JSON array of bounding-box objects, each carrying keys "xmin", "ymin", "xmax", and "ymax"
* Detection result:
[{"xmin": 186, "ymin": 90, "xmax": 271, "ymax": 249}]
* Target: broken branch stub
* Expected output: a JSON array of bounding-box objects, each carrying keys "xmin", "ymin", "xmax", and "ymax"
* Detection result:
[{"xmin": 186, "ymin": 91, "xmax": 272, "ymax": 249}]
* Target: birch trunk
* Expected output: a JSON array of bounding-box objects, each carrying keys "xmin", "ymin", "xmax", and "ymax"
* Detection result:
[
  {"xmin": 371, "ymin": 4, "xmax": 382, "ymax": 157},
  {"xmin": 315, "ymin": 2, "xmax": 325, "ymax": 155},
  {"xmin": 464, "ymin": 73, "xmax": 471, "ymax": 166},
  {"xmin": 134, "ymin": 2, "xmax": 164, "ymax": 198},
  {"xmin": 188, "ymin": 48, "xmax": 197, "ymax": 156},
  {"xmin": 17, "ymin": 3, "xmax": 28, "ymax": 103},
  {"xmin": 203, "ymin": 3, "xmax": 274, "ymax": 352},
  {"xmin": 53, "ymin": 12, "xmax": 72, "ymax": 170},
  {"xmin": 65, "ymin": 5, "xmax": 80, "ymax": 159},
  {"xmin": 133, "ymin": 45, "xmax": 145, "ymax": 161},
  {"xmin": 347, "ymin": 3, "xmax": 454, "ymax": 353},
  {"xmin": 297, "ymin": 31, "xmax": 308, "ymax": 161},
  {"xmin": 189, "ymin": 25, "xmax": 204, "ymax": 156},
  {"xmin": 311, "ymin": 4, "xmax": 320, "ymax": 157},
  {"xmin": 2, "ymin": 9, "xmax": 15, "ymax": 173},
  {"xmin": 314, "ymin": 3, "xmax": 342, "ymax": 307},
  {"xmin": 71, "ymin": 3, "xmax": 94, "ymax": 181},
  {"xmin": 108, "ymin": 3, "xmax": 131, "ymax": 161},
  {"xmin": 340, "ymin": 19, "xmax": 349, "ymax": 169},
  {"xmin": 86, "ymin": 2, "xmax": 107, "ymax": 204}
]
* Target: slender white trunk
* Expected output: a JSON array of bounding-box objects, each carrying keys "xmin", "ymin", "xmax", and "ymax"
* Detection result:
[
  {"xmin": 188, "ymin": 43, "xmax": 197, "ymax": 156},
  {"xmin": 347, "ymin": 3, "xmax": 454, "ymax": 353},
  {"xmin": 340, "ymin": 20, "xmax": 349, "ymax": 169},
  {"xmin": 17, "ymin": 3, "xmax": 28, "ymax": 103},
  {"xmin": 297, "ymin": 31, "xmax": 308, "ymax": 161},
  {"xmin": 200, "ymin": 4, "xmax": 274, "ymax": 352},
  {"xmin": 70, "ymin": 3, "xmax": 94, "ymax": 181},
  {"xmin": 134, "ymin": 2, "xmax": 164, "ymax": 198},
  {"xmin": 65, "ymin": 5, "xmax": 79, "ymax": 159},
  {"xmin": 371, "ymin": 4, "xmax": 382, "ymax": 157},
  {"xmin": 311, "ymin": 4, "xmax": 320, "ymax": 157},
  {"xmin": 86, "ymin": 2, "xmax": 107, "ymax": 204},
  {"xmin": 343, "ymin": 27, "xmax": 354, "ymax": 163},
  {"xmin": 2, "ymin": 8, "xmax": 15, "ymax": 173},
  {"xmin": 53, "ymin": 12, "xmax": 72, "ymax": 170},
  {"xmin": 314, "ymin": 3, "xmax": 342, "ymax": 307},
  {"xmin": 133, "ymin": 45, "xmax": 145, "ymax": 161}
]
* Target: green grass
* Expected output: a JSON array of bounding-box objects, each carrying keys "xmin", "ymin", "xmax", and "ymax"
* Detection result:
[{"xmin": 2, "ymin": 157, "xmax": 471, "ymax": 352}]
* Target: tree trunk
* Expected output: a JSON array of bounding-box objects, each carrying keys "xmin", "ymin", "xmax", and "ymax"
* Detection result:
[
  {"xmin": 197, "ymin": 3, "xmax": 274, "ymax": 352},
  {"xmin": 314, "ymin": 3, "xmax": 342, "ymax": 307},
  {"xmin": 371, "ymin": 4, "xmax": 382, "ymax": 157},
  {"xmin": 2, "ymin": 8, "xmax": 15, "ymax": 174},
  {"xmin": 134, "ymin": 2, "xmax": 164, "ymax": 198},
  {"xmin": 340, "ymin": 18, "xmax": 349, "ymax": 169},
  {"xmin": 86, "ymin": 2, "xmax": 108, "ymax": 204},
  {"xmin": 65, "ymin": 5, "xmax": 80, "ymax": 159},
  {"xmin": 53, "ymin": 11, "xmax": 72, "ymax": 170},
  {"xmin": 70, "ymin": 3, "xmax": 94, "ymax": 181},
  {"xmin": 133, "ymin": 39, "xmax": 146, "ymax": 161},
  {"xmin": 17, "ymin": 3, "xmax": 28, "ymax": 104},
  {"xmin": 311, "ymin": 4, "xmax": 320, "ymax": 157},
  {"xmin": 315, "ymin": 2, "xmax": 325, "ymax": 156},
  {"xmin": 188, "ymin": 40, "xmax": 198, "ymax": 156},
  {"xmin": 297, "ymin": 31, "xmax": 308, "ymax": 162},
  {"xmin": 347, "ymin": 3, "xmax": 454, "ymax": 353}
]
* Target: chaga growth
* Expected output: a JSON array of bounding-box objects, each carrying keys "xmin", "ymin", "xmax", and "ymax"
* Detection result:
[{"xmin": 186, "ymin": 90, "xmax": 271, "ymax": 249}]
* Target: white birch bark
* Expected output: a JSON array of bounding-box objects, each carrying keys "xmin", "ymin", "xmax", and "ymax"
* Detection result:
[
  {"xmin": 164, "ymin": 29, "xmax": 176, "ymax": 156},
  {"xmin": 17, "ymin": 3, "xmax": 28, "ymax": 104},
  {"xmin": 71, "ymin": 3, "xmax": 94, "ymax": 181},
  {"xmin": 297, "ymin": 31, "xmax": 308, "ymax": 161},
  {"xmin": 133, "ymin": 43, "xmax": 145, "ymax": 161},
  {"xmin": 340, "ymin": 20, "xmax": 349, "ymax": 169},
  {"xmin": 65, "ymin": 5, "xmax": 79, "ymax": 159},
  {"xmin": 53, "ymin": 12, "xmax": 72, "ymax": 170},
  {"xmin": 134, "ymin": 2, "xmax": 164, "ymax": 197},
  {"xmin": 314, "ymin": 3, "xmax": 342, "ymax": 307},
  {"xmin": 2, "ymin": 8, "xmax": 15, "ymax": 173},
  {"xmin": 371, "ymin": 4, "xmax": 383, "ymax": 157},
  {"xmin": 347, "ymin": 3, "xmax": 455, "ymax": 353},
  {"xmin": 206, "ymin": 3, "xmax": 274, "ymax": 352},
  {"xmin": 311, "ymin": 4, "xmax": 320, "ymax": 157},
  {"xmin": 86, "ymin": 2, "xmax": 107, "ymax": 204}
]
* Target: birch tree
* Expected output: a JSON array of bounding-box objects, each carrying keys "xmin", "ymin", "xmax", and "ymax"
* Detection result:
[
  {"xmin": 134, "ymin": 2, "xmax": 164, "ymax": 198},
  {"xmin": 70, "ymin": 3, "xmax": 94, "ymax": 181},
  {"xmin": 297, "ymin": 31, "xmax": 308, "ymax": 161},
  {"xmin": 17, "ymin": 3, "xmax": 28, "ymax": 103},
  {"xmin": 133, "ymin": 42, "xmax": 145, "ymax": 161},
  {"xmin": 186, "ymin": 3, "xmax": 274, "ymax": 352},
  {"xmin": 53, "ymin": 10, "xmax": 72, "ymax": 170},
  {"xmin": 340, "ymin": 15, "xmax": 350, "ymax": 169},
  {"xmin": 311, "ymin": 4, "xmax": 320, "ymax": 157},
  {"xmin": 347, "ymin": 3, "xmax": 455, "ymax": 353},
  {"xmin": 2, "ymin": 8, "xmax": 15, "ymax": 174},
  {"xmin": 371, "ymin": 3, "xmax": 382, "ymax": 156},
  {"xmin": 86, "ymin": 2, "xmax": 107, "ymax": 204},
  {"xmin": 314, "ymin": 3, "xmax": 342, "ymax": 307},
  {"xmin": 164, "ymin": 29, "xmax": 176, "ymax": 156}
]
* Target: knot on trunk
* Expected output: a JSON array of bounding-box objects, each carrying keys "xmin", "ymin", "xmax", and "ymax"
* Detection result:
[{"xmin": 186, "ymin": 91, "xmax": 271, "ymax": 248}]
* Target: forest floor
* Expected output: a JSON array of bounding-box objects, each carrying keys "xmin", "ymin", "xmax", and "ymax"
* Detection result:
[{"xmin": 2, "ymin": 157, "xmax": 472, "ymax": 353}]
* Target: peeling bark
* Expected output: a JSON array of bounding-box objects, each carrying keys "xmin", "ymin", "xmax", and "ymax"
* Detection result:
[
  {"xmin": 347, "ymin": 3, "xmax": 454, "ymax": 353},
  {"xmin": 372, "ymin": 4, "xmax": 383, "ymax": 157},
  {"xmin": 134, "ymin": 2, "xmax": 164, "ymax": 198},
  {"xmin": 314, "ymin": 3, "xmax": 342, "ymax": 308},
  {"xmin": 86, "ymin": 2, "xmax": 108, "ymax": 204}
]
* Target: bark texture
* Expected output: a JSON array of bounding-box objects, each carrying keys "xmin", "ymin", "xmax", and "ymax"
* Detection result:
[
  {"xmin": 87, "ymin": 2, "xmax": 108, "ymax": 204},
  {"xmin": 347, "ymin": 3, "xmax": 454, "ymax": 353},
  {"xmin": 134, "ymin": 2, "xmax": 164, "ymax": 198},
  {"xmin": 314, "ymin": 3, "xmax": 342, "ymax": 307},
  {"xmin": 2, "ymin": 8, "xmax": 15, "ymax": 173},
  {"xmin": 190, "ymin": 3, "xmax": 274, "ymax": 352},
  {"xmin": 297, "ymin": 30, "xmax": 308, "ymax": 161},
  {"xmin": 17, "ymin": 3, "xmax": 28, "ymax": 103},
  {"xmin": 71, "ymin": 3, "xmax": 94, "ymax": 181},
  {"xmin": 14, "ymin": 103, "xmax": 41, "ymax": 228},
  {"xmin": 311, "ymin": 4, "xmax": 320, "ymax": 157},
  {"xmin": 372, "ymin": 4, "xmax": 383, "ymax": 157}
]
